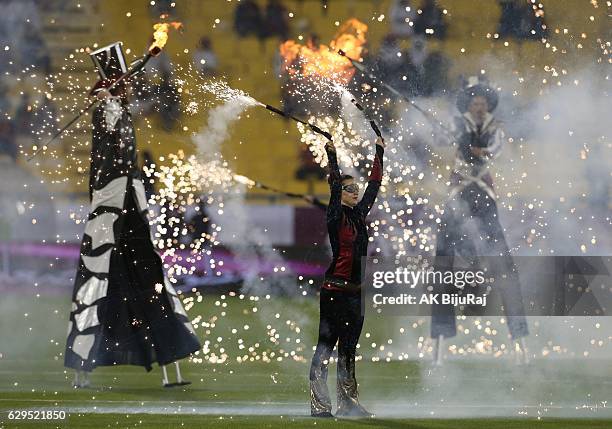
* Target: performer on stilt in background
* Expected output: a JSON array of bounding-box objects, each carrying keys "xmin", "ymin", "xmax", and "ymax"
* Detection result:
[
  {"xmin": 430, "ymin": 76, "xmax": 528, "ymax": 365},
  {"xmin": 64, "ymin": 42, "xmax": 200, "ymax": 388},
  {"xmin": 310, "ymin": 136, "xmax": 385, "ymax": 418}
]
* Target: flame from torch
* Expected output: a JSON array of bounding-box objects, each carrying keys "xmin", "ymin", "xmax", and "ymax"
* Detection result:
[
  {"xmin": 149, "ymin": 21, "xmax": 183, "ymax": 56},
  {"xmin": 280, "ymin": 18, "xmax": 367, "ymax": 84}
]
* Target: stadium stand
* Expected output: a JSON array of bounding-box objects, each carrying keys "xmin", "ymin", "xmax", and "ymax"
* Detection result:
[{"xmin": 32, "ymin": 0, "xmax": 607, "ymax": 200}]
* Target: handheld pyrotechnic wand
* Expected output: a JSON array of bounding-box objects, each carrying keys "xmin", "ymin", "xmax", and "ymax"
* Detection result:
[
  {"xmin": 28, "ymin": 22, "xmax": 182, "ymax": 162},
  {"xmin": 27, "ymin": 55, "xmax": 152, "ymax": 162},
  {"xmin": 337, "ymin": 50, "xmax": 452, "ymax": 137},
  {"xmin": 348, "ymin": 97, "xmax": 383, "ymax": 140},
  {"xmin": 260, "ymin": 103, "xmax": 333, "ymax": 142},
  {"xmin": 233, "ymin": 174, "xmax": 310, "ymax": 200}
]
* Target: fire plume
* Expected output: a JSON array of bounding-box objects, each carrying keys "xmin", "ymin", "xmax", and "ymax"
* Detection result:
[
  {"xmin": 149, "ymin": 21, "xmax": 183, "ymax": 56},
  {"xmin": 280, "ymin": 18, "xmax": 368, "ymax": 84}
]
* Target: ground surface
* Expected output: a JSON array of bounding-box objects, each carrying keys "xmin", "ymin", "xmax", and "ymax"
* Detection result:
[{"xmin": 1, "ymin": 291, "xmax": 610, "ymax": 428}]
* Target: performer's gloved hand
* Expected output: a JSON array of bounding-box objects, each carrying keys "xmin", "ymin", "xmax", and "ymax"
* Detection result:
[{"xmin": 375, "ymin": 137, "xmax": 386, "ymax": 148}]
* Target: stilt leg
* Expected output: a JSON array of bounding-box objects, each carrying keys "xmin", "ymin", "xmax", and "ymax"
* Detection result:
[
  {"xmin": 433, "ymin": 335, "xmax": 444, "ymax": 366},
  {"xmin": 174, "ymin": 361, "xmax": 191, "ymax": 386},
  {"xmin": 73, "ymin": 370, "xmax": 90, "ymax": 388},
  {"xmin": 72, "ymin": 370, "xmax": 80, "ymax": 388},
  {"xmin": 174, "ymin": 362, "xmax": 183, "ymax": 383},
  {"xmin": 514, "ymin": 337, "xmax": 529, "ymax": 365},
  {"xmin": 80, "ymin": 370, "xmax": 90, "ymax": 388},
  {"xmin": 520, "ymin": 338, "xmax": 529, "ymax": 365},
  {"xmin": 161, "ymin": 365, "xmax": 170, "ymax": 387}
]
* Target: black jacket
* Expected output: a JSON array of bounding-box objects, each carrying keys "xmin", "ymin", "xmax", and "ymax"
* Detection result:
[{"xmin": 324, "ymin": 143, "xmax": 384, "ymax": 288}]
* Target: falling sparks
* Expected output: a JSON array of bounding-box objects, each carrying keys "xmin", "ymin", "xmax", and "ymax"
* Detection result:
[{"xmin": 3, "ymin": 1, "xmax": 610, "ymax": 384}]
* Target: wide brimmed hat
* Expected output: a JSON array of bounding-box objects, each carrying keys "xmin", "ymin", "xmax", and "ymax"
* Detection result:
[{"xmin": 456, "ymin": 76, "xmax": 499, "ymax": 113}]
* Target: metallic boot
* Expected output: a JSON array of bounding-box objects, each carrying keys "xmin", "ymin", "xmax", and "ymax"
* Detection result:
[
  {"xmin": 310, "ymin": 367, "xmax": 332, "ymax": 417},
  {"xmin": 336, "ymin": 356, "xmax": 373, "ymax": 418}
]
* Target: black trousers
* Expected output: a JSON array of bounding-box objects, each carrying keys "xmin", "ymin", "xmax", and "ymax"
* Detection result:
[
  {"xmin": 310, "ymin": 287, "xmax": 364, "ymax": 414},
  {"xmin": 431, "ymin": 182, "xmax": 528, "ymax": 340}
]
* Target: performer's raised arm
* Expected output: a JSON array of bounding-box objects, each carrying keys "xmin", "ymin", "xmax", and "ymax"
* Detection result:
[
  {"xmin": 356, "ymin": 137, "xmax": 385, "ymax": 215},
  {"xmin": 325, "ymin": 141, "xmax": 343, "ymax": 222}
]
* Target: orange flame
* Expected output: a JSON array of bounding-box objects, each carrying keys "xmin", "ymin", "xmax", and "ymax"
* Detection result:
[
  {"xmin": 148, "ymin": 21, "xmax": 183, "ymax": 55},
  {"xmin": 280, "ymin": 18, "xmax": 368, "ymax": 84}
]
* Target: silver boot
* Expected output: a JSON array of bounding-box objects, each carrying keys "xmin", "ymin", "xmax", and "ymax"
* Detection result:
[
  {"xmin": 310, "ymin": 365, "xmax": 332, "ymax": 416},
  {"xmin": 336, "ymin": 356, "xmax": 373, "ymax": 418}
]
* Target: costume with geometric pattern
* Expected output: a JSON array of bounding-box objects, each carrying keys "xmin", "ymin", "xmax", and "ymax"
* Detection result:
[{"xmin": 64, "ymin": 98, "xmax": 200, "ymax": 373}]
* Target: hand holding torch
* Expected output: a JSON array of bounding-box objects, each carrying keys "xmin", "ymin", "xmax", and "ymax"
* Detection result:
[{"xmin": 28, "ymin": 21, "xmax": 182, "ymax": 161}]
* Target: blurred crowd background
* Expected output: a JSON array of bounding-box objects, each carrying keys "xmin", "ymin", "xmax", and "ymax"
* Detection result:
[{"xmin": 0, "ymin": 0, "xmax": 606, "ymax": 197}]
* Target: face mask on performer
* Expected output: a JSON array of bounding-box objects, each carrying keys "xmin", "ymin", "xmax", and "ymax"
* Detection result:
[{"xmin": 341, "ymin": 176, "xmax": 359, "ymax": 207}]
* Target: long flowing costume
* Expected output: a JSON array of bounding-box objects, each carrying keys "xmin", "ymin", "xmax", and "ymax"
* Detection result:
[
  {"xmin": 431, "ymin": 110, "xmax": 528, "ymax": 340},
  {"xmin": 310, "ymin": 143, "xmax": 384, "ymax": 416},
  {"xmin": 64, "ymin": 97, "xmax": 200, "ymax": 372}
]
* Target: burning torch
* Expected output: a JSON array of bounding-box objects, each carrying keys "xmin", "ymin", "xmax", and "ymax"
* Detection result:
[{"xmin": 28, "ymin": 21, "xmax": 182, "ymax": 161}]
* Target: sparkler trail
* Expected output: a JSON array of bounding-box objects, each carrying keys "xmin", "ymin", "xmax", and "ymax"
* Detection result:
[
  {"xmin": 5, "ymin": 2, "xmax": 610, "ymax": 401},
  {"xmin": 337, "ymin": 49, "xmax": 452, "ymax": 136},
  {"xmin": 197, "ymin": 79, "xmax": 332, "ymax": 140},
  {"xmin": 28, "ymin": 20, "xmax": 183, "ymax": 161},
  {"xmin": 234, "ymin": 174, "xmax": 309, "ymax": 199}
]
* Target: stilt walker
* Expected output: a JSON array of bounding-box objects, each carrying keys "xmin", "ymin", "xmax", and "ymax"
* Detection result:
[
  {"xmin": 430, "ymin": 77, "xmax": 528, "ymax": 365},
  {"xmin": 64, "ymin": 42, "xmax": 200, "ymax": 387},
  {"xmin": 310, "ymin": 137, "xmax": 385, "ymax": 418}
]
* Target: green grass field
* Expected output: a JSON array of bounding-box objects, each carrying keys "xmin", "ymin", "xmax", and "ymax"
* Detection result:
[{"xmin": 1, "ymin": 290, "xmax": 610, "ymax": 428}]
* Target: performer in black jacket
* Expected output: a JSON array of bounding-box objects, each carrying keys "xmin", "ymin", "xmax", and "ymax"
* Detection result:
[
  {"xmin": 64, "ymin": 42, "xmax": 200, "ymax": 388},
  {"xmin": 431, "ymin": 77, "xmax": 528, "ymax": 365},
  {"xmin": 310, "ymin": 137, "xmax": 385, "ymax": 418}
]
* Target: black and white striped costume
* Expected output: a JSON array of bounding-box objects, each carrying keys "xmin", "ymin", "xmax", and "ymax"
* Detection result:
[{"xmin": 64, "ymin": 98, "xmax": 200, "ymax": 372}]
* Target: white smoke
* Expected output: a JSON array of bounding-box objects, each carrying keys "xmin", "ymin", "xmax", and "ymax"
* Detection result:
[
  {"xmin": 339, "ymin": 52, "xmax": 612, "ymax": 416},
  {"xmin": 192, "ymin": 97, "xmax": 294, "ymax": 294},
  {"xmin": 192, "ymin": 95, "xmax": 258, "ymax": 160}
]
